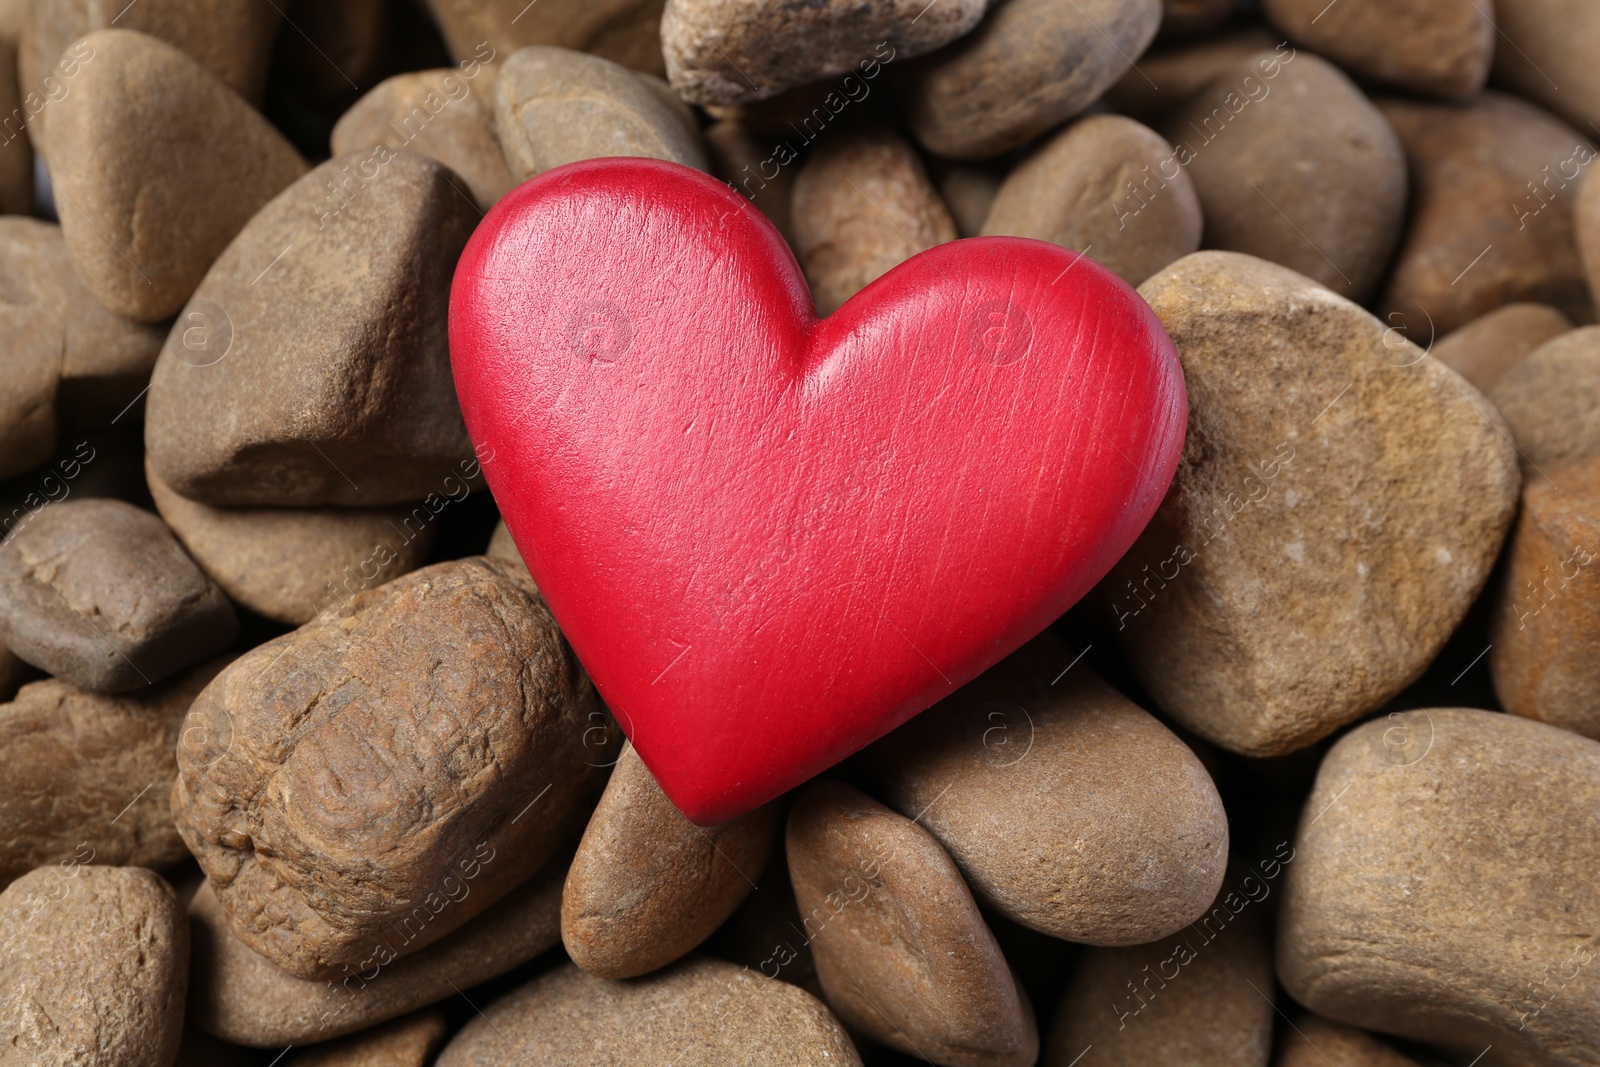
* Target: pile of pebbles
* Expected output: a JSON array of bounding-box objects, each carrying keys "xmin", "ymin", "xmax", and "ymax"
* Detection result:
[{"xmin": 2, "ymin": 0, "xmax": 1599, "ymax": 1064}]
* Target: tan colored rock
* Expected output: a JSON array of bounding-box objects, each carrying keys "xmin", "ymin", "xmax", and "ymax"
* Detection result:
[
  {"xmin": 1490, "ymin": 457, "xmax": 1600, "ymax": 739},
  {"xmin": 1276, "ymin": 1015, "xmax": 1422, "ymax": 1067},
  {"xmin": 1107, "ymin": 252, "xmax": 1519, "ymax": 757},
  {"xmin": 1159, "ymin": 51, "xmax": 1405, "ymax": 302},
  {"xmin": 1159, "ymin": 0, "xmax": 1235, "ymax": 38},
  {"xmin": 0, "ymin": 41, "xmax": 30, "ymax": 213},
  {"xmin": 144, "ymin": 150, "xmax": 476, "ymax": 508},
  {"xmin": 902, "ymin": 0, "xmax": 1162, "ymax": 160},
  {"xmin": 1, "ymin": 218, "xmax": 164, "ymax": 427},
  {"xmin": 434, "ymin": 958, "xmax": 864, "ymax": 1066},
  {"xmin": 332, "ymin": 68, "xmax": 515, "ymax": 211},
  {"xmin": 1045, "ymin": 910, "xmax": 1274, "ymax": 1067},
  {"xmin": 1489, "ymin": 327, "xmax": 1600, "ymax": 468},
  {"xmin": 1278, "ymin": 708, "xmax": 1600, "ymax": 1066},
  {"xmin": 1432, "ymin": 303, "xmax": 1573, "ymax": 393},
  {"xmin": 983, "ymin": 113, "xmax": 1201, "ymax": 287},
  {"xmin": 424, "ymin": 0, "xmax": 666, "ymax": 74},
  {"xmin": 0, "ymin": 660, "xmax": 223, "ymax": 888},
  {"xmin": 0, "ymin": 865, "xmax": 188, "ymax": 1067},
  {"xmin": 288, "ymin": 1008, "xmax": 449, "ymax": 1067},
  {"xmin": 705, "ymin": 119, "xmax": 796, "ymax": 246},
  {"xmin": 0, "ymin": 499, "xmax": 238, "ymax": 692},
  {"xmin": 1494, "ymin": 0, "xmax": 1600, "ymax": 134},
  {"xmin": 48, "ymin": 30, "xmax": 307, "ymax": 322},
  {"xmin": 493, "ymin": 45, "xmax": 705, "ymax": 181},
  {"xmin": 189, "ymin": 853, "xmax": 568, "ymax": 1045},
  {"xmin": 788, "ymin": 781, "xmax": 1037, "ymax": 1067},
  {"xmin": 791, "ymin": 126, "xmax": 957, "ymax": 316},
  {"xmin": 1263, "ymin": 0, "xmax": 1493, "ymax": 98},
  {"xmin": 171, "ymin": 557, "xmax": 608, "ymax": 979},
  {"xmin": 147, "ymin": 461, "xmax": 437, "ymax": 627},
  {"xmin": 563, "ymin": 742, "xmax": 776, "ymax": 979},
  {"xmin": 1380, "ymin": 92, "xmax": 1595, "ymax": 337},
  {"xmin": 661, "ymin": 0, "xmax": 983, "ymax": 106},
  {"xmin": 1104, "ymin": 25, "xmax": 1280, "ymax": 122},
  {"xmin": 865, "ymin": 634, "xmax": 1228, "ymax": 944}
]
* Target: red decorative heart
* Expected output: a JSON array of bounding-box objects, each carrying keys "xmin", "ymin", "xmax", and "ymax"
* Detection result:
[{"xmin": 450, "ymin": 159, "xmax": 1185, "ymax": 824}]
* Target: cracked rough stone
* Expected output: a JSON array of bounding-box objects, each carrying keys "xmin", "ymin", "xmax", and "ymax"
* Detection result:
[
  {"xmin": 660, "ymin": 0, "xmax": 985, "ymax": 106},
  {"xmin": 1488, "ymin": 326, "xmax": 1600, "ymax": 468},
  {"xmin": 563, "ymin": 742, "xmax": 777, "ymax": 979},
  {"xmin": 1262, "ymin": 0, "xmax": 1493, "ymax": 98},
  {"xmin": 170, "ymin": 557, "xmax": 609, "ymax": 979},
  {"xmin": 188, "ymin": 853, "xmax": 569, "ymax": 1045},
  {"xmin": 1105, "ymin": 252, "xmax": 1520, "ymax": 757},
  {"xmin": 982, "ymin": 113, "xmax": 1202, "ymax": 287},
  {"xmin": 493, "ymin": 45, "xmax": 705, "ymax": 181},
  {"xmin": 147, "ymin": 461, "xmax": 437, "ymax": 627},
  {"xmin": 1379, "ymin": 92, "xmax": 1595, "ymax": 336},
  {"xmin": 791, "ymin": 126, "xmax": 957, "ymax": 316},
  {"xmin": 47, "ymin": 29, "xmax": 307, "ymax": 322},
  {"xmin": 0, "ymin": 499, "xmax": 238, "ymax": 692},
  {"xmin": 0, "ymin": 659, "xmax": 225, "ymax": 888},
  {"xmin": 332, "ymin": 68, "xmax": 515, "ymax": 211},
  {"xmin": 1278, "ymin": 708, "xmax": 1600, "ymax": 1066},
  {"xmin": 0, "ymin": 865, "xmax": 188, "ymax": 1067},
  {"xmin": 1159, "ymin": 51, "xmax": 1406, "ymax": 303},
  {"xmin": 787, "ymin": 780, "xmax": 1038, "ymax": 1067},
  {"xmin": 901, "ymin": 0, "xmax": 1162, "ymax": 160},
  {"xmin": 1432, "ymin": 303, "xmax": 1573, "ymax": 393},
  {"xmin": 287, "ymin": 1008, "xmax": 448, "ymax": 1067},
  {"xmin": 143, "ymin": 150, "xmax": 477, "ymax": 508},
  {"xmin": 423, "ymin": 0, "xmax": 667, "ymax": 74},
  {"xmin": 864, "ymin": 633, "xmax": 1228, "ymax": 944},
  {"xmin": 433, "ymin": 958, "xmax": 864, "ymax": 1066}
]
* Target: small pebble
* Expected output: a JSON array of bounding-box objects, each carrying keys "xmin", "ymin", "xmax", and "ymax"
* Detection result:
[
  {"xmin": 287, "ymin": 1008, "xmax": 449, "ymax": 1067},
  {"xmin": 1495, "ymin": 0, "xmax": 1600, "ymax": 133},
  {"xmin": 0, "ymin": 660, "xmax": 224, "ymax": 887},
  {"xmin": 0, "ymin": 499, "xmax": 237, "ymax": 693},
  {"xmin": 787, "ymin": 780, "xmax": 1038, "ymax": 1067},
  {"xmin": 791, "ymin": 125, "xmax": 957, "ymax": 315},
  {"xmin": 48, "ymin": 29, "xmax": 307, "ymax": 322},
  {"xmin": 1278, "ymin": 708, "xmax": 1600, "ymax": 1064},
  {"xmin": 902, "ymin": 0, "xmax": 1162, "ymax": 160},
  {"xmin": 493, "ymin": 45, "xmax": 705, "ymax": 181},
  {"xmin": 1276, "ymin": 1015, "xmax": 1422, "ymax": 1067},
  {"xmin": 1431, "ymin": 303, "xmax": 1574, "ymax": 392},
  {"xmin": 933, "ymin": 161, "xmax": 1002, "ymax": 238},
  {"xmin": 1488, "ymin": 326, "xmax": 1600, "ymax": 467},
  {"xmin": 1104, "ymin": 25, "xmax": 1279, "ymax": 122},
  {"xmin": 982, "ymin": 113, "xmax": 1202, "ymax": 287},
  {"xmin": 1261, "ymin": 0, "xmax": 1493, "ymax": 98},
  {"xmin": 0, "ymin": 865, "xmax": 188, "ymax": 1067},
  {"xmin": 425, "ymin": 0, "xmax": 666, "ymax": 73},
  {"xmin": 433, "ymin": 957, "xmax": 864, "ymax": 1066}
]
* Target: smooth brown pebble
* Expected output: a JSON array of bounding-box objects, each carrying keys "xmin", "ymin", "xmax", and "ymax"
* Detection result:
[
  {"xmin": 1490, "ymin": 455, "xmax": 1600, "ymax": 739},
  {"xmin": 902, "ymin": 0, "xmax": 1162, "ymax": 160},
  {"xmin": 144, "ymin": 150, "xmax": 477, "ymax": 508},
  {"xmin": 434, "ymin": 957, "xmax": 863, "ymax": 1066},
  {"xmin": 1262, "ymin": 0, "xmax": 1493, "ymax": 98},
  {"xmin": 1278, "ymin": 708, "xmax": 1600, "ymax": 1066},
  {"xmin": 865, "ymin": 633, "xmax": 1228, "ymax": 944},
  {"xmin": 188, "ymin": 854, "xmax": 568, "ymax": 1045},
  {"xmin": 287, "ymin": 1008, "xmax": 448, "ymax": 1067},
  {"xmin": 1276, "ymin": 1014, "xmax": 1422, "ymax": 1067},
  {"xmin": 171, "ymin": 557, "xmax": 607, "ymax": 979},
  {"xmin": 147, "ymin": 461, "xmax": 437, "ymax": 626},
  {"xmin": 982, "ymin": 113, "xmax": 1202, "ymax": 287},
  {"xmin": 791, "ymin": 126, "xmax": 957, "ymax": 315},
  {"xmin": 493, "ymin": 45, "xmax": 704, "ymax": 181},
  {"xmin": 1380, "ymin": 92, "xmax": 1595, "ymax": 336},
  {"xmin": 1107, "ymin": 252, "xmax": 1519, "ymax": 756},
  {"xmin": 661, "ymin": 0, "xmax": 982, "ymax": 105},
  {"xmin": 1104, "ymin": 25, "xmax": 1280, "ymax": 122},
  {"xmin": 0, "ymin": 660, "xmax": 223, "ymax": 888},
  {"xmin": 1495, "ymin": 0, "xmax": 1600, "ymax": 134},
  {"xmin": 332, "ymin": 67, "xmax": 514, "ymax": 211},
  {"xmin": 1045, "ymin": 910, "xmax": 1274, "ymax": 1066},
  {"xmin": 0, "ymin": 498, "xmax": 237, "ymax": 692},
  {"xmin": 48, "ymin": 29, "xmax": 306, "ymax": 322},
  {"xmin": 788, "ymin": 780, "xmax": 1037, "ymax": 1067},
  {"xmin": 563, "ymin": 742, "xmax": 776, "ymax": 979},
  {"xmin": 1489, "ymin": 326, "xmax": 1600, "ymax": 467},
  {"xmin": 425, "ymin": 0, "xmax": 666, "ymax": 74},
  {"xmin": 1160, "ymin": 50, "xmax": 1406, "ymax": 302},
  {"xmin": 1431, "ymin": 303, "xmax": 1574, "ymax": 392},
  {"xmin": 0, "ymin": 865, "xmax": 187, "ymax": 1067}
]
